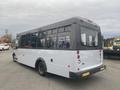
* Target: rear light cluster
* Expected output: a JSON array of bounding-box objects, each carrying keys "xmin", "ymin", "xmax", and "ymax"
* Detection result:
[
  {"xmin": 77, "ymin": 50, "xmax": 80, "ymax": 59},
  {"xmin": 77, "ymin": 50, "xmax": 81, "ymax": 64},
  {"xmin": 77, "ymin": 50, "xmax": 80, "ymax": 71}
]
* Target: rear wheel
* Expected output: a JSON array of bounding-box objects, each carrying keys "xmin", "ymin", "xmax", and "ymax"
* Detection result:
[{"xmin": 38, "ymin": 61, "xmax": 47, "ymax": 76}]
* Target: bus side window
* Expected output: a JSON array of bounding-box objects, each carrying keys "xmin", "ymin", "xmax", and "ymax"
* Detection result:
[
  {"xmin": 57, "ymin": 26, "xmax": 71, "ymax": 49},
  {"xmin": 57, "ymin": 36, "xmax": 65, "ymax": 48},
  {"xmin": 21, "ymin": 34, "xmax": 32, "ymax": 48},
  {"xmin": 66, "ymin": 36, "xmax": 70, "ymax": 48},
  {"xmin": 41, "ymin": 39, "xmax": 46, "ymax": 47},
  {"xmin": 65, "ymin": 26, "xmax": 71, "ymax": 32},
  {"xmin": 38, "ymin": 32, "xmax": 46, "ymax": 48},
  {"xmin": 45, "ymin": 35, "xmax": 57, "ymax": 48},
  {"xmin": 57, "ymin": 36, "xmax": 70, "ymax": 49},
  {"xmin": 35, "ymin": 26, "xmax": 71, "ymax": 49}
]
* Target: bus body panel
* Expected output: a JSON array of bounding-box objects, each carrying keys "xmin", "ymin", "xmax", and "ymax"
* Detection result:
[
  {"xmin": 78, "ymin": 50, "xmax": 103, "ymax": 72},
  {"xmin": 16, "ymin": 49, "xmax": 76, "ymax": 78},
  {"xmin": 15, "ymin": 49, "xmax": 103, "ymax": 78}
]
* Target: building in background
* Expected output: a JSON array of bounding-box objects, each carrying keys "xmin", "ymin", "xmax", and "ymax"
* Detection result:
[
  {"xmin": 0, "ymin": 36, "xmax": 9, "ymax": 44},
  {"xmin": 0, "ymin": 29, "xmax": 12, "ymax": 44}
]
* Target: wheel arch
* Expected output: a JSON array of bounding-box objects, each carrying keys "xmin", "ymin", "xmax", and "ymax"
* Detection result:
[{"xmin": 35, "ymin": 57, "xmax": 47, "ymax": 71}]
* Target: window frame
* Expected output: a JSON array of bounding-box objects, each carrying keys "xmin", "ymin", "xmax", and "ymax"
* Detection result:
[
  {"xmin": 19, "ymin": 25, "xmax": 73, "ymax": 50},
  {"xmin": 79, "ymin": 26, "xmax": 102, "ymax": 50}
]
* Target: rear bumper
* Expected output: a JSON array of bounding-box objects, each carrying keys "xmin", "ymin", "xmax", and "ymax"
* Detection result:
[{"xmin": 69, "ymin": 65, "xmax": 106, "ymax": 79}]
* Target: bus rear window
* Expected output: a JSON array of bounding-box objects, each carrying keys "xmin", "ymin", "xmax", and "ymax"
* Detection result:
[{"xmin": 81, "ymin": 27, "xmax": 98, "ymax": 47}]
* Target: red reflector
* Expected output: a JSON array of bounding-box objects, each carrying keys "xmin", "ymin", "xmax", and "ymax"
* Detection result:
[
  {"xmin": 68, "ymin": 65, "xmax": 70, "ymax": 68},
  {"xmin": 77, "ymin": 50, "xmax": 79, "ymax": 54},
  {"xmin": 77, "ymin": 55, "xmax": 80, "ymax": 59}
]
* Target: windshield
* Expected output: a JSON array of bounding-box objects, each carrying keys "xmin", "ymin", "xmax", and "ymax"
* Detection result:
[{"xmin": 81, "ymin": 27, "xmax": 98, "ymax": 47}]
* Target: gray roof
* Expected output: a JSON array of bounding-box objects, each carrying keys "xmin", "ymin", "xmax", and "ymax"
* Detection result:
[{"xmin": 17, "ymin": 17, "xmax": 98, "ymax": 36}]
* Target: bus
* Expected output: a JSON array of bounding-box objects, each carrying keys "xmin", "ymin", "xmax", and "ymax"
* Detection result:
[{"xmin": 13, "ymin": 17, "xmax": 106, "ymax": 79}]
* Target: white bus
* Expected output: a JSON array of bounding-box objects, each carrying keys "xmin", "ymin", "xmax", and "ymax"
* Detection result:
[{"xmin": 13, "ymin": 17, "xmax": 106, "ymax": 79}]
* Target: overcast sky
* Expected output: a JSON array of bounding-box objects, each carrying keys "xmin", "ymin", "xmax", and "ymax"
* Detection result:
[{"xmin": 0, "ymin": 0, "xmax": 120, "ymax": 38}]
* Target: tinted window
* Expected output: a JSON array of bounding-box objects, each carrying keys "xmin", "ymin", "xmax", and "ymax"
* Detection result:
[
  {"xmin": 57, "ymin": 26, "xmax": 71, "ymax": 49},
  {"xmin": 37, "ymin": 32, "xmax": 46, "ymax": 48},
  {"xmin": 20, "ymin": 25, "xmax": 71, "ymax": 49},
  {"xmin": 57, "ymin": 35, "xmax": 70, "ymax": 48},
  {"xmin": 65, "ymin": 26, "xmax": 71, "ymax": 32},
  {"xmin": 52, "ymin": 29, "xmax": 57, "ymax": 34},
  {"xmin": 81, "ymin": 27, "xmax": 98, "ymax": 47},
  {"xmin": 20, "ymin": 33, "xmax": 39, "ymax": 48},
  {"xmin": 58, "ymin": 27, "xmax": 64, "ymax": 33}
]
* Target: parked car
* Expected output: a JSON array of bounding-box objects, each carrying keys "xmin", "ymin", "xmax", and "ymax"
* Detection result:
[{"xmin": 0, "ymin": 44, "xmax": 10, "ymax": 51}]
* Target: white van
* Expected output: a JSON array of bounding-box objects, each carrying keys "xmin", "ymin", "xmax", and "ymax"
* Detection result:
[{"xmin": 0, "ymin": 44, "xmax": 10, "ymax": 51}]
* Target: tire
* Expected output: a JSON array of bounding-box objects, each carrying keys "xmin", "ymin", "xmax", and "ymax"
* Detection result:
[{"xmin": 38, "ymin": 61, "xmax": 47, "ymax": 76}]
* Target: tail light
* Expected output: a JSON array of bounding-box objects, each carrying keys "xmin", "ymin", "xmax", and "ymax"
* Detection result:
[
  {"xmin": 76, "ymin": 50, "xmax": 81, "ymax": 62},
  {"xmin": 77, "ymin": 55, "xmax": 80, "ymax": 59},
  {"xmin": 77, "ymin": 50, "xmax": 79, "ymax": 54},
  {"xmin": 76, "ymin": 50, "xmax": 81, "ymax": 71}
]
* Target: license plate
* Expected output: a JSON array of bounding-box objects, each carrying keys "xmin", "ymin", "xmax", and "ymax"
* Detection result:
[{"xmin": 82, "ymin": 72, "xmax": 90, "ymax": 77}]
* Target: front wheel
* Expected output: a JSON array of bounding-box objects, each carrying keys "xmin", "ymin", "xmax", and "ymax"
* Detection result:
[{"xmin": 38, "ymin": 62, "xmax": 47, "ymax": 76}]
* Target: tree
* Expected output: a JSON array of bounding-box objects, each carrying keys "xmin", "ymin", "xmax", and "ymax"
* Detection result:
[{"xmin": 3, "ymin": 29, "xmax": 12, "ymax": 43}]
